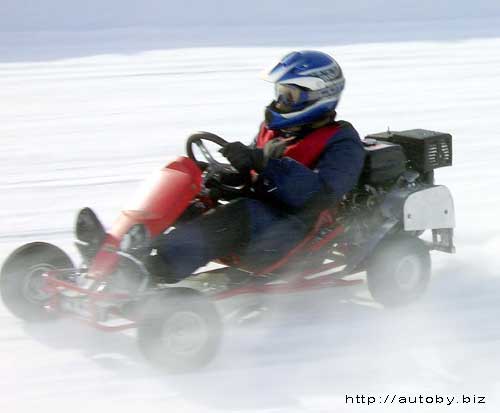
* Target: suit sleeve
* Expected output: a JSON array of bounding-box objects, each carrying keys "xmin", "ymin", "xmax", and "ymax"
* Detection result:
[{"xmin": 254, "ymin": 123, "xmax": 365, "ymax": 209}]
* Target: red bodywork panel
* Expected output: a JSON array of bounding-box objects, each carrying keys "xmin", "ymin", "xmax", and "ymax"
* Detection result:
[{"xmin": 89, "ymin": 157, "xmax": 202, "ymax": 278}]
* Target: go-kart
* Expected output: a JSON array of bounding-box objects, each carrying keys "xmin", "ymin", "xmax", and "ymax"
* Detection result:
[{"xmin": 0, "ymin": 128, "xmax": 455, "ymax": 372}]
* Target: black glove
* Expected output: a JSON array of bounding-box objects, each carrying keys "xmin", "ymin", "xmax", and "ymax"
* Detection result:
[
  {"xmin": 204, "ymin": 170, "xmax": 247, "ymax": 189},
  {"xmin": 219, "ymin": 142, "xmax": 265, "ymax": 173}
]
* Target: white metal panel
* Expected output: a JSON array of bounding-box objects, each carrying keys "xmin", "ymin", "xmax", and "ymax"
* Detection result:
[{"xmin": 403, "ymin": 186, "xmax": 455, "ymax": 231}]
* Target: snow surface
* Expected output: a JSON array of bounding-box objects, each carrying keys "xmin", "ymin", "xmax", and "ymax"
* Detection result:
[{"xmin": 1, "ymin": 10, "xmax": 500, "ymax": 413}]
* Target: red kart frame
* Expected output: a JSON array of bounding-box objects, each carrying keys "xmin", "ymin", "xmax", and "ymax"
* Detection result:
[{"xmin": 41, "ymin": 156, "xmax": 363, "ymax": 331}]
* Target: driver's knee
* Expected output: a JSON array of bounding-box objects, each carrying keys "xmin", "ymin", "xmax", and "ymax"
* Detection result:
[
  {"xmin": 197, "ymin": 198, "xmax": 252, "ymax": 253},
  {"xmin": 149, "ymin": 198, "xmax": 253, "ymax": 279},
  {"xmin": 148, "ymin": 221, "xmax": 207, "ymax": 280}
]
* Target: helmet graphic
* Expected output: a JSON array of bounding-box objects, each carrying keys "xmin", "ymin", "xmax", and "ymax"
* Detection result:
[{"xmin": 262, "ymin": 50, "xmax": 345, "ymax": 130}]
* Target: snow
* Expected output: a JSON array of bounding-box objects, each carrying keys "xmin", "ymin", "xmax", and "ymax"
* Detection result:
[{"xmin": 1, "ymin": 6, "xmax": 500, "ymax": 413}]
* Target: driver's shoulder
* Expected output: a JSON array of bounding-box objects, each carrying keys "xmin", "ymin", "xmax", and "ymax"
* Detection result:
[
  {"xmin": 323, "ymin": 120, "xmax": 361, "ymax": 146},
  {"xmin": 333, "ymin": 119, "xmax": 358, "ymax": 134}
]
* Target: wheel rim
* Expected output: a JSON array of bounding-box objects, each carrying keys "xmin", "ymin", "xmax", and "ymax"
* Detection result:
[
  {"xmin": 394, "ymin": 255, "xmax": 422, "ymax": 292},
  {"xmin": 161, "ymin": 311, "xmax": 209, "ymax": 357},
  {"xmin": 21, "ymin": 264, "xmax": 55, "ymax": 304}
]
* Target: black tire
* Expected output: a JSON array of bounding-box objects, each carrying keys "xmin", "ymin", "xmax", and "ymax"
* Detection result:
[
  {"xmin": 367, "ymin": 236, "xmax": 431, "ymax": 307},
  {"xmin": 137, "ymin": 287, "xmax": 222, "ymax": 373},
  {"xmin": 0, "ymin": 242, "xmax": 73, "ymax": 322}
]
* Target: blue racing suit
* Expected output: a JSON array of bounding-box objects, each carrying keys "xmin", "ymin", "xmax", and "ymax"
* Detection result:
[{"xmin": 152, "ymin": 119, "xmax": 365, "ymax": 279}]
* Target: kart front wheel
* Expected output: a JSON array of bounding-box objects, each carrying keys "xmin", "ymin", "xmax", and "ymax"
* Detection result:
[
  {"xmin": 137, "ymin": 287, "xmax": 222, "ymax": 373},
  {"xmin": 0, "ymin": 242, "xmax": 73, "ymax": 321},
  {"xmin": 367, "ymin": 236, "xmax": 431, "ymax": 307}
]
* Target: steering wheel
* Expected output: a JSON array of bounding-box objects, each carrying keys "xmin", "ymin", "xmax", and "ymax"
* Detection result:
[{"xmin": 186, "ymin": 132, "xmax": 252, "ymax": 196}]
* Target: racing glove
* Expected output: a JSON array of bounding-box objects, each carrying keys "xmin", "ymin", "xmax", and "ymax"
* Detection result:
[
  {"xmin": 220, "ymin": 142, "xmax": 264, "ymax": 173},
  {"xmin": 220, "ymin": 139, "xmax": 289, "ymax": 173}
]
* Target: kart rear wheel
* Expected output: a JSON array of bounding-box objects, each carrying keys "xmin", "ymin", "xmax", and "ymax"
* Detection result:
[
  {"xmin": 0, "ymin": 242, "xmax": 73, "ymax": 321},
  {"xmin": 367, "ymin": 236, "xmax": 430, "ymax": 307},
  {"xmin": 137, "ymin": 287, "xmax": 222, "ymax": 373}
]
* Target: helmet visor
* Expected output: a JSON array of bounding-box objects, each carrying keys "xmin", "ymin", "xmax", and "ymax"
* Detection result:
[
  {"xmin": 275, "ymin": 84, "xmax": 318, "ymax": 106},
  {"xmin": 274, "ymin": 83, "xmax": 321, "ymax": 114}
]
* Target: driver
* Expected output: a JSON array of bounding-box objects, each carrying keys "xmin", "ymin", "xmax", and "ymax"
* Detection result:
[{"xmin": 145, "ymin": 50, "xmax": 365, "ymax": 282}]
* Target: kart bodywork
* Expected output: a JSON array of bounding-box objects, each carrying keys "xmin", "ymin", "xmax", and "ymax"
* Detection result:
[{"xmin": 0, "ymin": 129, "xmax": 455, "ymax": 371}]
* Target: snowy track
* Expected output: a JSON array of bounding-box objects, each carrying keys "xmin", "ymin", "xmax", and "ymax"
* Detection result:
[{"xmin": 1, "ymin": 32, "xmax": 500, "ymax": 412}]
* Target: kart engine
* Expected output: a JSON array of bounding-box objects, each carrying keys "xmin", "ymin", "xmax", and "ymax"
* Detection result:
[
  {"xmin": 338, "ymin": 184, "xmax": 387, "ymax": 245},
  {"xmin": 340, "ymin": 128, "xmax": 453, "ymax": 245}
]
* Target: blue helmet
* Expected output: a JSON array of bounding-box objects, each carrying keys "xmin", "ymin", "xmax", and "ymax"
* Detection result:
[{"xmin": 262, "ymin": 50, "xmax": 345, "ymax": 130}]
